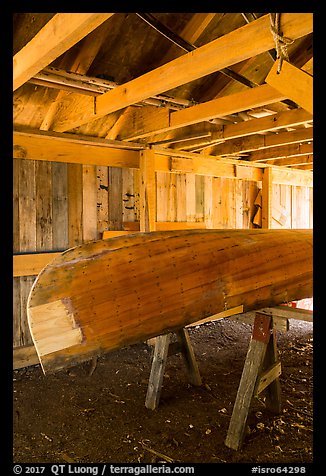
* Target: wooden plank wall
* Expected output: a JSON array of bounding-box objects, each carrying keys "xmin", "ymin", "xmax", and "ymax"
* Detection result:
[{"xmin": 13, "ymin": 158, "xmax": 313, "ymax": 357}]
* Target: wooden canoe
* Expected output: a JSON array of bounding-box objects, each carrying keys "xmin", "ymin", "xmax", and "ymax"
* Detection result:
[{"xmin": 27, "ymin": 229, "xmax": 313, "ymax": 373}]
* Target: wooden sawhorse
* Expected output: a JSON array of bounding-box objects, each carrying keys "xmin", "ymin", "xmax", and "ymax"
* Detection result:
[
  {"xmin": 145, "ymin": 328, "xmax": 202, "ymax": 410},
  {"xmin": 225, "ymin": 311, "xmax": 282, "ymax": 450}
]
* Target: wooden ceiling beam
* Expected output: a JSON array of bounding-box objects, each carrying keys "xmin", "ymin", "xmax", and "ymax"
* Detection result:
[
  {"xmin": 49, "ymin": 13, "xmax": 312, "ymax": 132},
  {"xmin": 105, "ymin": 13, "xmax": 216, "ymax": 140},
  {"xmin": 13, "ymin": 13, "xmax": 114, "ymax": 91},
  {"xmin": 209, "ymin": 127, "xmax": 313, "ymax": 157},
  {"xmin": 249, "ymin": 142, "xmax": 313, "ymax": 162},
  {"xmin": 265, "ymin": 59, "xmax": 313, "ymax": 114},
  {"xmin": 266, "ymin": 154, "xmax": 313, "ymax": 167},
  {"xmin": 159, "ymin": 13, "xmax": 217, "ymax": 65},
  {"xmin": 289, "ymin": 163, "xmax": 312, "ymax": 170},
  {"xmin": 40, "ymin": 21, "xmax": 111, "ymax": 131},
  {"xmin": 204, "ymin": 108, "xmax": 312, "ymax": 155},
  {"xmin": 13, "ymin": 128, "xmax": 141, "ymax": 168},
  {"xmin": 120, "ymin": 84, "xmax": 287, "ymax": 141}
]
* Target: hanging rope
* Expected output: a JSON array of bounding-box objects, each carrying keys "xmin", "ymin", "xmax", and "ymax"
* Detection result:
[{"xmin": 269, "ymin": 13, "xmax": 294, "ymax": 73}]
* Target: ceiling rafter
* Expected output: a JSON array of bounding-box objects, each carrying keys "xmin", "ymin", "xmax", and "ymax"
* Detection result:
[
  {"xmin": 198, "ymin": 127, "xmax": 313, "ymax": 157},
  {"xmin": 47, "ymin": 13, "xmax": 312, "ymax": 133},
  {"xmin": 105, "ymin": 13, "xmax": 215, "ymax": 140},
  {"xmin": 118, "ymin": 84, "xmax": 287, "ymax": 141},
  {"xmin": 13, "ymin": 13, "xmax": 114, "ymax": 91},
  {"xmin": 203, "ymin": 108, "xmax": 312, "ymax": 155},
  {"xmin": 249, "ymin": 142, "xmax": 313, "ymax": 162}
]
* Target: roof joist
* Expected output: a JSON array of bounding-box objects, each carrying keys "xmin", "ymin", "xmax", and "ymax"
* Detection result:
[
  {"xmin": 48, "ymin": 13, "xmax": 312, "ymax": 132},
  {"xmin": 119, "ymin": 84, "xmax": 287, "ymax": 141},
  {"xmin": 209, "ymin": 127, "xmax": 313, "ymax": 157},
  {"xmin": 13, "ymin": 13, "xmax": 115, "ymax": 91}
]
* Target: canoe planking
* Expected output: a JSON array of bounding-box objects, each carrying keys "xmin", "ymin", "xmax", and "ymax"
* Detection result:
[{"xmin": 27, "ymin": 229, "xmax": 312, "ymax": 374}]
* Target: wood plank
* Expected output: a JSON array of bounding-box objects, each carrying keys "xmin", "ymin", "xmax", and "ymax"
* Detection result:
[
  {"xmin": 36, "ymin": 161, "xmax": 53, "ymax": 250},
  {"xmin": 242, "ymin": 181, "xmax": 250, "ymax": 229},
  {"xmin": 13, "ymin": 278, "xmax": 22, "ymax": 347},
  {"xmin": 259, "ymin": 330, "xmax": 282, "ymax": 413},
  {"xmin": 167, "ymin": 173, "xmax": 177, "ymax": 222},
  {"xmin": 203, "ymin": 176, "xmax": 213, "ymax": 228},
  {"xmin": 230, "ymin": 313, "xmax": 289, "ymax": 333},
  {"xmin": 13, "ymin": 252, "xmax": 62, "ymax": 277},
  {"xmin": 17, "ymin": 159, "xmax": 35, "ymax": 349},
  {"xmin": 265, "ymin": 60, "xmax": 313, "ymax": 114},
  {"xmin": 176, "ymin": 174, "xmax": 187, "ymax": 223},
  {"xmin": 167, "ymin": 154, "xmax": 263, "ymax": 182},
  {"xmin": 256, "ymin": 361, "xmax": 282, "ymax": 395},
  {"xmin": 195, "ymin": 175, "xmax": 205, "ymax": 222},
  {"xmin": 96, "ymin": 166, "xmax": 109, "ymax": 235},
  {"xmin": 156, "ymin": 172, "xmax": 167, "ymax": 223},
  {"xmin": 108, "ymin": 167, "xmax": 123, "ymax": 230},
  {"xmin": 19, "ymin": 159, "xmax": 36, "ymax": 252},
  {"xmin": 13, "ymin": 129, "xmax": 140, "ymax": 169},
  {"xmin": 271, "ymin": 168, "xmax": 312, "ymax": 187},
  {"xmin": 262, "ymin": 168, "xmax": 273, "ymax": 228},
  {"xmin": 123, "ymin": 221, "xmax": 207, "ymax": 231},
  {"xmin": 267, "ymin": 154, "xmax": 313, "ymax": 167},
  {"xmin": 225, "ymin": 315, "xmax": 271, "ymax": 450},
  {"xmin": 211, "ymin": 177, "xmax": 223, "ymax": 228},
  {"xmin": 13, "ymin": 345, "xmax": 39, "ymax": 370},
  {"xmin": 52, "ymin": 163, "xmax": 68, "ymax": 249},
  {"xmin": 186, "ymin": 175, "xmax": 197, "ymax": 223},
  {"xmin": 121, "ymin": 168, "xmax": 137, "ymax": 223},
  {"xmin": 235, "ymin": 179, "xmax": 243, "ymax": 228},
  {"xmin": 102, "ymin": 231, "xmax": 133, "ymax": 239},
  {"xmin": 67, "ymin": 164, "xmax": 83, "ymax": 247},
  {"xmin": 176, "ymin": 328, "xmax": 202, "ymax": 386},
  {"xmin": 309, "ymin": 187, "xmax": 313, "ymax": 228},
  {"xmin": 13, "ymin": 13, "xmax": 114, "ymax": 90},
  {"xmin": 145, "ymin": 334, "xmax": 171, "ymax": 410},
  {"xmin": 50, "ymin": 14, "xmax": 312, "ymax": 132},
  {"xmin": 263, "ymin": 306, "xmax": 313, "ymax": 322},
  {"xmin": 13, "ymin": 159, "xmax": 20, "ymax": 252},
  {"xmin": 139, "ymin": 149, "xmax": 157, "ymax": 232},
  {"xmin": 212, "ymin": 127, "xmax": 313, "ymax": 157},
  {"xmin": 20, "ymin": 277, "xmax": 35, "ymax": 347},
  {"xmin": 220, "ymin": 108, "xmax": 312, "ymax": 142},
  {"xmin": 82, "ymin": 165, "xmax": 98, "ymax": 241},
  {"xmin": 250, "ymin": 143, "xmax": 313, "ymax": 162},
  {"xmin": 187, "ymin": 305, "xmax": 244, "ymax": 327}
]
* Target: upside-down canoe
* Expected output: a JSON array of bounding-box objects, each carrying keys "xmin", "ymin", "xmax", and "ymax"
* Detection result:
[{"xmin": 27, "ymin": 229, "xmax": 313, "ymax": 373}]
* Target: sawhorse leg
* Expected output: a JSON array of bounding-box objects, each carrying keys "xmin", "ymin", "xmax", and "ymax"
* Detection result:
[
  {"xmin": 225, "ymin": 312, "xmax": 282, "ymax": 450},
  {"xmin": 145, "ymin": 328, "xmax": 202, "ymax": 410}
]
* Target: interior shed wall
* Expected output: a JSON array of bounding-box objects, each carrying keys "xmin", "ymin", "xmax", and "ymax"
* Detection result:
[{"xmin": 13, "ymin": 158, "xmax": 313, "ymax": 350}]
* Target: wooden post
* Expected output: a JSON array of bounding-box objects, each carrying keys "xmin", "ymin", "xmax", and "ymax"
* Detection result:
[
  {"xmin": 139, "ymin": 148, "xmax": 156, "ymax": 233},
  {"xmin": 176, "ymin": 328, "xmax": 202, "ymax": 386},
  {"xmin": 262, "ymin": 167, "xmax": 273, "ymax": 229},
  {"xmin": 145, "ymin": 329, "xmax": 202, "ymax": 410},
  {"xmin": 260, "ymin": 328, "xmax": 282, "ymax": 413},
  {"xmin": 225, "ymin": 312, "xmax": 282, "ymax": 450},
  {"xmin": 145, "ymin": 334, "xmax": 171, "ymax": 410}
]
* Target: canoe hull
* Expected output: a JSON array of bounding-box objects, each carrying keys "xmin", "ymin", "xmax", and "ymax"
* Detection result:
[{"xmin": 27, "ymin": 229, "xmax": 313, "ymax": 373}]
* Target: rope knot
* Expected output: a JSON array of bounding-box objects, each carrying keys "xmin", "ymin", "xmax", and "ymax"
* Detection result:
[{"xmin": 269, "ymin": 13, "xmax": 294, "ymax": 73}]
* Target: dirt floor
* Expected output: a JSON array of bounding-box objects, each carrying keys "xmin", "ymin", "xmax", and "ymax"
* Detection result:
[{"xmin": 13, "ymin": 317, "xmax": 313, "ymax": 464}]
